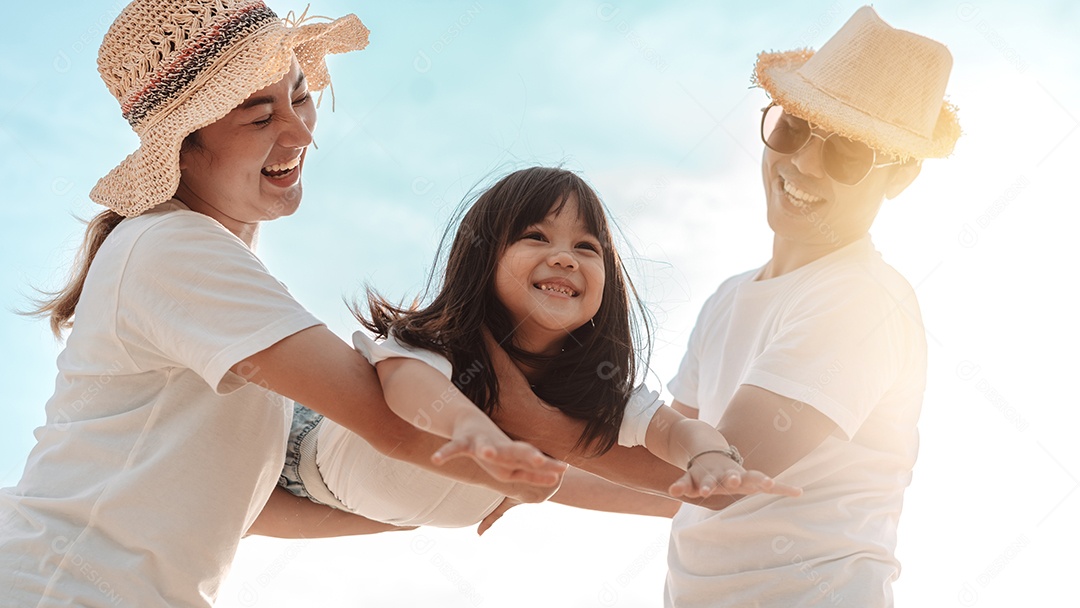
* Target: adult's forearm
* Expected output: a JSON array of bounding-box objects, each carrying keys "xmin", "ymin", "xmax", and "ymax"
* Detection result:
[
  {"xmin": 235, "ymin": 327, "xmax": 551, "ymax": 499},
  {"xmin": 492, "ymin": 398, "xmax": 735, "ymax": 510},
  {"xmin": 572, "ymin": 445, "xmax": 735, "ymax": 510},
  {"xmin": 248, "ymin": 487, "xmax": 414, "ymax": 539},
  {"xmin": 552, "ymin": 467, "xmax": 681, "ymax": 517}
]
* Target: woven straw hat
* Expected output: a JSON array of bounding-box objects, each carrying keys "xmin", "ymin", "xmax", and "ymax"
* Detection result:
[
  {"xmin": 752, "ymin": 6, "xmax": 959, "ymax": 161},
  {"xmin": 91, "ymin": 0, "xmax": 369, "ymax": 217}
]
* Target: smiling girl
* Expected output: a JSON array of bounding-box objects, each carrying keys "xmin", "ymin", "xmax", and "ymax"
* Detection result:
[{"xmin": 277, "ymin": 167, "xmax": 801, "ymax": 533}]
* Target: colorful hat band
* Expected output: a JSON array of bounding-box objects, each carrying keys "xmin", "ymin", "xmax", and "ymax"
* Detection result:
[{"xmin": 121, "ymin": 2, "xmax": 278, "ymax": 129}]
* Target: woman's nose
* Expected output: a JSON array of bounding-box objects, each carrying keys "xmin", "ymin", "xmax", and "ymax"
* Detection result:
[{"xmin": 279, "ymin": 108, "xmax": 315, "ymax": 149}]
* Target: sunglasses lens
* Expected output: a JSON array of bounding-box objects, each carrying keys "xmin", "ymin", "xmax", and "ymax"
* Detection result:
[
  {"xmin": 821, "ymin": 135, "xmax": 875, "ymax": 185},
  {"xmin": 762, "ymin": 105, "xmax": 809, "ymax": 154}
]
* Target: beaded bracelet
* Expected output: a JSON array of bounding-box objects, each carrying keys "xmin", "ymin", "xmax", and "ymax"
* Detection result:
[{"xmin": 686, "ymin": 445, "xmax": 743, "ymax": 469}]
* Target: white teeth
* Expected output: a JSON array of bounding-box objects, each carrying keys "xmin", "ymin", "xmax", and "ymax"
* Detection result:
[
  {"xmin": 262, "ymin": 156, "xmax": 301, "ymax": 174},
  {"xmin": 536, "ymin": 283, "xmax": 577, "ymax": 297},
  {"xmin": 783, "ymin": 179, "xmax": 823, "ymax": 208}
]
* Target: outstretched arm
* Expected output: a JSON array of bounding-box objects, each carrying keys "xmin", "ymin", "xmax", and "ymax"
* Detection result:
[
  {"xmin": 551, "ymin": 467, "xmax": 681, "ymax": 517},
  {"xmin": 478, "ymin": 465, "xmax": 683, "ymax": 535},
  {"xmin": 233, "ymin": 326, "xmax": 562, "ymax": 496},
  {"xmin": 248, "ymin": 487, "xmax": 415, "ymax": 539},
  {"xmin": 481, "ymin": 332, "xmax": 809, "ymax": 509},
  {"xmin": 375, "ymin": 356, "xmax": 565, "ymax": 486},
  {"xmin": 493, "ymin": 398, "xmax": 737, "ymax": 511},
  {"xmin": 482, "ymin": 337, "xmax": 735, "ymax": 510},
  {"xmin": 645, "ymin": 406, "xmax": 801, "ymax": 499}
]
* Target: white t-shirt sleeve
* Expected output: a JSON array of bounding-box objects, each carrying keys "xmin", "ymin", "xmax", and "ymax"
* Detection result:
[
  {"xmin": 352, "ymin": 331, "xmax": 454, "ymax": 379},
  {"xmin": 743, "ymin": 278, "xmax": 912, "ymax": 439},
  {"xmin": 116, "ymin": 212, "xmax": 322, "ymax": 394},
  {"xmin": 617, "ymin": 384, "xmax": 664, "ymax": 448},
  {"xmin": 669, "ymin": 327, "xmax": 703, "ymax": 410},
  {"xmin": 669, "ymin": 282, "xmax": 735, "ymax": 409}
]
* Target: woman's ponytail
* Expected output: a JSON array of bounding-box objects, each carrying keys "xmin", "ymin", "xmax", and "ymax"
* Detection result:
[{"xmin": 25, "ymin": 209, "xmax": 125, "ymax": 338}]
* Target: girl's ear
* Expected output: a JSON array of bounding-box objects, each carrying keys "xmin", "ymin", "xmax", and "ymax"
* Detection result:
[{"xmin": 884, "ymin": 160, "xmax": 922, "ymax": 200}]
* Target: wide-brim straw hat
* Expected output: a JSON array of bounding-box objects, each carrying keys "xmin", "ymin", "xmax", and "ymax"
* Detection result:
[
  {"xmin": 752, "ymin": 6, "xmax": 960, "ymax": 161},
  {"xmin": 91, "ymin": 0, "xmax": 369, "ymax": 217}
]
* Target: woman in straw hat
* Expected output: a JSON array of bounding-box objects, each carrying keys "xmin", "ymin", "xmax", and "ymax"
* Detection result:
[{"xmin": 0, "ymin": 1, "xmax": 571, "ymax": 605}]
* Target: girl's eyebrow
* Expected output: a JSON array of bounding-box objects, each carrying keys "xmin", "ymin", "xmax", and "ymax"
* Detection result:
[{"xmin": 238, "ymin": 73, "xmax": 307, "ymax": 110}]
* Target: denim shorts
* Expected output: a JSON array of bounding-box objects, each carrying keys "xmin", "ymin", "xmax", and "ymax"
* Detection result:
[{"xmin": 278, "ymin": 403, "xmax": 324, "ymax": 501}]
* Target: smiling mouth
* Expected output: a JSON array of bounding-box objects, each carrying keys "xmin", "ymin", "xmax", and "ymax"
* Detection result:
[
  {"xmin": 261, "ymin": 156, "xmax": 301, "ymax": 179},
  {"xmin": 782, "ymin": 177, "xmax": 825, "ymax": 209},
  {"xmin": 534, "ymin": 282, "xmax": 578, "ymax": 297}
]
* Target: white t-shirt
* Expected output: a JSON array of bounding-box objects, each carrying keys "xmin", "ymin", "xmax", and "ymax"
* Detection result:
[
  {"xmin": 665, "ymin": 237, "xmax": 926, "ymax": 608},
  {"xmin": 314, "ymin": 332, "xmax": 665, "ymax": 527},
  {"xmin": 0, "ymin": 200, "xmax": 321, "ymax": 607}
]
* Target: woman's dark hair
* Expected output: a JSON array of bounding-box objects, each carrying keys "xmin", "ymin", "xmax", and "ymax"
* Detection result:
[{"xmin": 356, "ymin": 166, "xmax": 650, "ymax": 456}]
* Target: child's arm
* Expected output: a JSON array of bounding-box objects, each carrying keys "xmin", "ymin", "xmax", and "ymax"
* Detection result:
[
  {"xmin": 644, "ymin": 406, "xmax": 802, "ymax": 499},
  {"xmin": 236, "ymin": 326, "xmax": 562, "ymax": 497},
  {"xmin": 376, "ymin": 356, "xmax": 567, "ymax": 486}
]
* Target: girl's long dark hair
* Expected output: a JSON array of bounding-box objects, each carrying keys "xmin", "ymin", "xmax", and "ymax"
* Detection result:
[{"xmin": 356, "ymin": 167, "xmax": 650, "ymax": 456}]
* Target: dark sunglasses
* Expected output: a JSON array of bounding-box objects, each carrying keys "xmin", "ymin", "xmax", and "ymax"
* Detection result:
[{"xmin": 760, "ymin": 103, "xmax": 903, "ymax": 186}]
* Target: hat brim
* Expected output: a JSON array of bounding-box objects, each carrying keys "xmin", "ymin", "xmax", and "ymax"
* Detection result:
[
  {"xmin": 91, "ymin": 14, "xmax": 369, "ymax": 217},
  {"xmin": 753, "ymin": 49, "xmax": 960, "ymax": 161}
]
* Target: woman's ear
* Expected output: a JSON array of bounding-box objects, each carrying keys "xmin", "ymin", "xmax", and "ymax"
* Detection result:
[
  {"xmin": 178, "ymin": 131, "xmax": 203, "ymax": 172},
  {"xmin": 884, "ymin": 160, "xmax": 923, "ymax": 200}
]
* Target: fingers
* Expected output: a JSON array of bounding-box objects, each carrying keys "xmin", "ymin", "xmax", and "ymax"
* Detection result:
[
  {"xmin": 432, "ymin": 438, "xmax": 567, "ymax": 486},
  {"xmin": 437, "ymin": 437, "xmax": 562, "ymax": 470},
  {"xmin": 668, "ymin": 473, "xmax": 691, "ymax": 497},
  {"xmin": 476, "ymin": 442, "xmax": 565, "ymax": 483},
  {"xmin": 711, "ymin": 470, "xmax": 803, "ymax": 498},
  {"xmin": 503, "ymin": 466, "xmax": 563, "ymax": 487},
  {"xmin": 483, "ymin": 441, "xmax": 548, "ymax": 466},
  {"xmin": 431, "ymin": 437, "xmax": 473, "ymax": 465},
  {"xmin": 483, "ymin": 442, "xmax": 566, "ymax": 474},
  {"xmin": 477, "ymin": 499, "xmax": 519, "ymax": 536},
  {"xmin": 477, "ymin": 516, "xmax": 496, "ymax": 535},
  {"xmin": 477, "ymin": 508, "xmax": 501, "ymax": 536},
  {"xmin": 676, "ymin": 455, "xmax": 804, "ymax": 499},
  {"xmin": 768, "ymin": 480, "xmax": 803, "ymax": 497},
  {"xmin": 721, "ymin": 468, "xmax": 747, "ymax": 492}
]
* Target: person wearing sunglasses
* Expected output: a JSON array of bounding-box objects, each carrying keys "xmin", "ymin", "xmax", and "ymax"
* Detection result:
[
  {"xmin": 658, "ymin": 7, "xmax": 960, "ymax": 607},
  {"xmin": 486, "ymin": 7, "xmax": 961, "ymax": 607}
]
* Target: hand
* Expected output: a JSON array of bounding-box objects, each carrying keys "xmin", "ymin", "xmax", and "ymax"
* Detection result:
[
  {"xmin": 503, "ymin": 472, "xmax": 563, "ymax": 505},
  {"xmin": 432, "ymin": 416, "xmax": 567, "ymax": 487},
  {"xmin": 477, "ymin": 497, "xmax": 521, "ymax": 536},
  {"xmin": 668, "ymin": 452, "xmax": 802, "ymax": 500}
]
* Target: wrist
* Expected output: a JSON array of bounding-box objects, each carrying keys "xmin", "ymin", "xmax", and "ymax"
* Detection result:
[{"xmin": 686, "ymin": 445, "xmax": 743, "ymax": 469}]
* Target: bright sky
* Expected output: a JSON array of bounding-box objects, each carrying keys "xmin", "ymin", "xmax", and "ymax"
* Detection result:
[{"xmin": 1, "ymin": 1, "xmax": 1077, "ymax": 606}]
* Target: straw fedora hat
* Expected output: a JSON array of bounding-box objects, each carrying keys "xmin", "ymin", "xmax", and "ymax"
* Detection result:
[
  {"xmin": 91, "ymin": 0, "xmax": 369, "ymax": 217},
  {"xmin": 752, "ymin": 6, "xmax": 960, "ymax": 161}
]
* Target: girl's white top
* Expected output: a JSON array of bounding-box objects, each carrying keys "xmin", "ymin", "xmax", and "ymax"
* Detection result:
[{"xmin": 313, "ymin": 332, "xmax": 664, "ymax": 527}]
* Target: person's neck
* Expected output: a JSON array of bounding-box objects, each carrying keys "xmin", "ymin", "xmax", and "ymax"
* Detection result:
[
  {"xmin": 173, "ymin": 188, "xmax": 259, "ymax": 248},
  {"xmin": 760, "ymin": 233, "xmax": 865, "ymax": 280},
  {"xmin": 508, "ymin": 331, "xmax": 565, "ymax": 384},
  {"xmin": 516, "ymin": 359, "xmax": 545, "ymax": 385}
]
